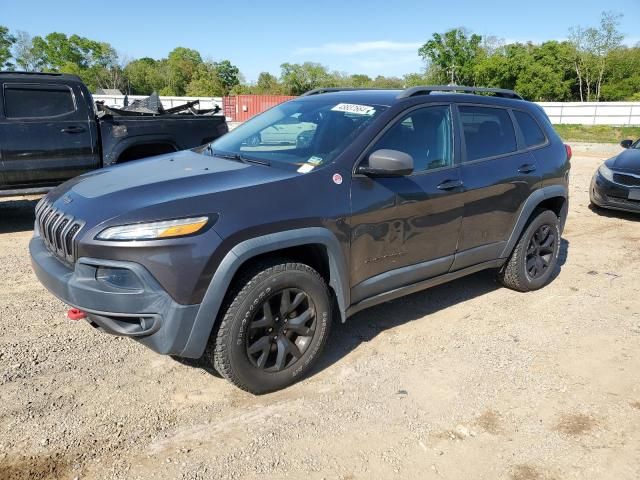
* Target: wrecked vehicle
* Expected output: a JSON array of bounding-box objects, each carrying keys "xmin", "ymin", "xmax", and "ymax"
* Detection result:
[{"xmin": 0, "ymin": 72, "xmax": 228, "ymax": 196}]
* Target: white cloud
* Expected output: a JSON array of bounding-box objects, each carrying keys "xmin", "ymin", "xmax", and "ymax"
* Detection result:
[{"xmin": 294, "ymin": 40, "xmax": 422, "ymax": 56}]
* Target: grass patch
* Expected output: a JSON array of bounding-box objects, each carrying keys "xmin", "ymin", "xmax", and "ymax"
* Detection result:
[{"xmin": 553, "ymin": 124, "xmax": 640, "ymax": 144}]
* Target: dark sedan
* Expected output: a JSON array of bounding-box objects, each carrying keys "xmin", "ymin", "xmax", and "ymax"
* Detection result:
[{"xmin": 590, "ymin": 139, "xmax": 640, "ymax": 213}]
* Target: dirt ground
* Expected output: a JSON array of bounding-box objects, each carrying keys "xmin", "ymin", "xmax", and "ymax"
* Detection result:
[{"xmin": 1, "ymin": 143, "xmax": 639, "ymax": 480}]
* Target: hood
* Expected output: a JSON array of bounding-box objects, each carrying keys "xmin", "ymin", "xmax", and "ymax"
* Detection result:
[
  {"xmin": 605, "ymin": 148, "xmax": 640, "ymax": 173},
  {"xmin": 45, "ymin": 149, "xmax": 296, "ymax": 226}
]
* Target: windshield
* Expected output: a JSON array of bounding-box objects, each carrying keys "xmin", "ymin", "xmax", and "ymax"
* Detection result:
[{"xmin": 206, "ymin": 99, "xmax": 387, "ymax": 172}]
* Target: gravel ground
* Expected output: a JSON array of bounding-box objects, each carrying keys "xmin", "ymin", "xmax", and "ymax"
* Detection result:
[{"xmin": 1, "ymin": 143, "xmax": 639, "ymax": 480}]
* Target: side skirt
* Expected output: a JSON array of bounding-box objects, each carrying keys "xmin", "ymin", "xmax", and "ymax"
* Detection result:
[{"xmin": 346, "ymin": 259, "xmax": 504, "ymax": 317}]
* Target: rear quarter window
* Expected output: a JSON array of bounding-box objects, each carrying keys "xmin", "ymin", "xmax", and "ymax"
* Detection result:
[
  {"xmin": 513, "ymin": 110, "xmax": 547, "ymax": 147},
  {"xmin": 459, "ymin": 106, "xmax": 516, "ymax": 161},
  {"xmin": 3, "ymin": 84, "xmax": 76, "ymax": 118}
]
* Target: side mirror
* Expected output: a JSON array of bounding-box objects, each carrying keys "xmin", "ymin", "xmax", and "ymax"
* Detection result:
[
  {"xmin": 358, "ymin": 149, "xmax": 414, "ymax": 177},
  {"xmin": 620, "ymin": 139, "xmax": 633, "ymax": 149}
]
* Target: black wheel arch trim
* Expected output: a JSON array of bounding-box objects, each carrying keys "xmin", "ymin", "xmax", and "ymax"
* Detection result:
[
  {"xmin": 500, "ymin": 184, "xmax": 568, "ymax": 259},
  {"xmin": 103, "ymin": 134, "xmax": 179, "ymax": 166},
  {"xmin": 179, "ymin": 227, "xmax": 349, "ymax": 358}
]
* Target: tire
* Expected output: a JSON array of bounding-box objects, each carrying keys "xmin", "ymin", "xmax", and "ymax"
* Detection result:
[
  {"xmin": 499, "ymin": 209, "xmax": 561, "ymax": 292},
  {"xmin": 207, "ymin": 260, "xmax": 332, "ymax": 394}
]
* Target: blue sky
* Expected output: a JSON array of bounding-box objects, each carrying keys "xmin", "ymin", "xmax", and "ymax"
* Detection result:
[{"xmin": 3, "ymin": 0, "xmax": 638, "ymax": 81}]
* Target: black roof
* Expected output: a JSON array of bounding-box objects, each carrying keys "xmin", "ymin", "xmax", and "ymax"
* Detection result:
[
  {"xmin": 296, "ymin": 85, "xmax": 526, "ymax": 107},
  {"xmin": 0, "ymin": 71, "xmax": 83, "ymax": 83}
]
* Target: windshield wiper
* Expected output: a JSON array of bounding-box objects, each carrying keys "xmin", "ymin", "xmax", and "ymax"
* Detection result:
[{"xmin": 211, "ymin": 150, "xmax": 271, "ymax": 166}]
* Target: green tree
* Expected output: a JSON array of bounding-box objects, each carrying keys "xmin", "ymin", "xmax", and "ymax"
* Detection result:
[
  {"xmin": 348, "ymin": 74, "xmax": 372, "ymax": 87},
  {"xmin": 600, "ymin": 46, "xmax": 640, "ymax": 100},
  {"xmin": 418, "ymin": 28, "xmax": 483, "ymax": 85},
  {"xmin": 569, "ymin": 11, "xmax": 624, "ymax": 101},
  {"xmin": 165, "ymin": 47, "xmax": 203, "ymax": 95},
  {"xmin": 213, "ymin": 60, "xmax": 240, "ymax": 95},
  {"xmin": 279, "ymin": 62, "xmax": 332, "ymax": 95},
  {"xmin": 186, "ymin": 63, "xmax": 225, "ymax": 96},
  {"xmin": 0, "ymin": 26, "xmax": 16, "ymax": 68},
  {"xmin": 12, "ymin": 31, "xmax": 38, "ymax": 71},
  {"xmin": 255, "ymin": 72, "xmax": 282, "ymax": 93}
]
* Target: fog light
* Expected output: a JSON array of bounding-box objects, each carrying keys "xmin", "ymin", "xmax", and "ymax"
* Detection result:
[{"xmin": 96, "ymin": 267, "xmax": 143, "ymax": 290}]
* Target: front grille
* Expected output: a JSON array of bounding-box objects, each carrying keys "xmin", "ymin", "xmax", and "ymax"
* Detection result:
[
  {"xmin": 35, "ymin": 198, "xmax": 85, "ymax": 263},
  {"xmin": 613, "ymin": 173, "xmax": 640, "ymax": 187}
]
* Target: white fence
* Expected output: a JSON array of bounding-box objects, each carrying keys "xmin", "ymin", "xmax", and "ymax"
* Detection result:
[
  {"xmin": 92, "ymin": 94, "xmax": 223, "ymax": 111},
  {"xmin": 92, "ymin": 95, "xmax": 640, "ymax": 125},
  {"xmin": 537, "ymin": 102, "xmax": 640, "ymax": 126}
]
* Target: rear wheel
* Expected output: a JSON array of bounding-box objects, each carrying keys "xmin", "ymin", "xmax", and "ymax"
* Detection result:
[
  {"xmin": 499, "ymin": 209, "xmax": 561, "ymax": 292},
  {"xmin": 208, "ymin": 260, "xmax": 332, "ymax": 394}
]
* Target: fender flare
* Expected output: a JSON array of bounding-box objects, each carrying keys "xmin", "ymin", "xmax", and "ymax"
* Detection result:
[
  {"xmin": 103, "ymin": 134, "xmax": 179, "ymax": 166},
  {"xmin": 500, "ymin": 184, "xmax": 568, "ymax": 258},
  {"xmin": 179, "ymin": 227, "xmax": 349, "ymax": 358}
]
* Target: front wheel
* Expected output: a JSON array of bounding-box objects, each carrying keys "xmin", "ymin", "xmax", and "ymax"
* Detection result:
[
  {"xmin": 208, "ymin": 260, "xmax": 332, "ymax": 394},
  {"xmin": 499, "ymin": 209, "xmax": 561, "ymax": 292}
]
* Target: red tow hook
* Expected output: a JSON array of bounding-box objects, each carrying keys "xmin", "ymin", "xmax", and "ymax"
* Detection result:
[{"xmin": 67, "ymin": 308, "xmax": 87, "ymax": 321}]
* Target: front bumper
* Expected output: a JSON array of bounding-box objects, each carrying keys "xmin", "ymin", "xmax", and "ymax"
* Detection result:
[
  {"xmin": 30, "ymin": 234, "xmax": 202, "ymax": 356},
  {"xmin": 590, "ymin": 173, "xmax": 640, "ymax": 214}
]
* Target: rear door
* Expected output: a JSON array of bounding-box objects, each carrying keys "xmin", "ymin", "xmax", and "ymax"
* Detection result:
[
  {"xmin": 453, "ymin": 104, "xmax": 541, "ymax": 270},
  {"xmin": 0, "ymin": 82, "xmax": 99, "ymax": 188}
]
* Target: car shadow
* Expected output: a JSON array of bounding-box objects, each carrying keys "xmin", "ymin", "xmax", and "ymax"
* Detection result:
[
  {"xmin": 0, "ymin": 199, "xmax": 39, "ymax": 234},
  {"xmin": 588, "ymin": 204, "xmax": 640, "ymax": 222},
  {"xmin": 315, "ymin": 237, "xmax": 571, "ymax": 377},
  {"xmin": 182, "ymin": 238, "xmax": 572, "ymax": 387}
]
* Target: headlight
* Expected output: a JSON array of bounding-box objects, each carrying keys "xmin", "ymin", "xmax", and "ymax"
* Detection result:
[
  {"xmin": 598, "ymin": 164, "xmax": 614, "ymax": 182},
  {"xmin": 96, "ymin": 216, "xmax": 209, "ymax": 241}
]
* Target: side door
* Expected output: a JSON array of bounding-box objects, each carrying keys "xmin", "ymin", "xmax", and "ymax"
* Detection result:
[
  {"xmin": 350, "ymin": 104, "xmax": 464, "ymax": 303},
  {"xmin": 0, "ymin": 89, "xmax": 5, "ymax": 188},
  {"xmin": 0, "ymin": 82, "xmax": 98, "ymax": 188},
  {"xmin": 452, "ymin": 104, "xmax": 541, "ymax": 270}
]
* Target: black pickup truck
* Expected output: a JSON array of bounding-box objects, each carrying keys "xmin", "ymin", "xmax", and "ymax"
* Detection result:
[{"xmin": 0, "ymin": 72, "xmax": 228, "ymax": 196}]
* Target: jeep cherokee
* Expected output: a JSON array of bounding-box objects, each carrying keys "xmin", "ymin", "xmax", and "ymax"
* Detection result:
[{"xmin": 30, "ymin": 86, "xmax": 571, "ymax": 394}]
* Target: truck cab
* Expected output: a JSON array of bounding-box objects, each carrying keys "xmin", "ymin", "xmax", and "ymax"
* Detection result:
[{"xmin": 0, "ymin": 72, "xmax": 99, "ymax": 194}]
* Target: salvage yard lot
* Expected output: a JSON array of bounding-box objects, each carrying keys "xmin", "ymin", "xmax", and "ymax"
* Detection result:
[{"xmin": 1, "ymin": 143, "xmax": 639, "ymax": 480}]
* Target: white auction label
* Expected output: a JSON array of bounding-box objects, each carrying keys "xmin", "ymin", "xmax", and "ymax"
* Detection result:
[{"xmin": 331, "ymin": 103, "xmax": 376, "ymax": 116}]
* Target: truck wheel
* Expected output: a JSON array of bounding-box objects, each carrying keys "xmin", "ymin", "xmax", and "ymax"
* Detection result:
[
  {"xmin": 208, "ymin": 260, "xmax": 332, "ymax": 394},
  {"xmin": 498, "ymin": 209, "xmax": 561, "ymax": 292}
]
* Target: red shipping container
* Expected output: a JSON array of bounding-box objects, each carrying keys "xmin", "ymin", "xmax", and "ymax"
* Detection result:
[{"xmin": 223, "ymin": 95, "xmax": 296, "ymax": 122}]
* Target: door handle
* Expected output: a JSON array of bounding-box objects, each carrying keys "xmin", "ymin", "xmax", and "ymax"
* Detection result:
[
  {"xmin": 518, "ymin": 164, "xmax": 537, "ymax": 174},
  {"xmin": 61, "ymin": 126, "xmax": 85, "ymax": 134},
  {"xmin": 437, "ymin": 179, "xmax": 464, "ymax": 190}
]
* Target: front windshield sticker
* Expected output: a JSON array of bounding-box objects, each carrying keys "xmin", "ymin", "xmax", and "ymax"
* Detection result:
[
  {"xmin": 331, "ymin": 103, "xmax": 376, "ymax": 116},
  {"xmin": 308, "ymin": 156, "xmax": 324, "ymax": 166},
  {"xmin": 297, "ymin": 163, "xmax": 315, "ymax": 174}
]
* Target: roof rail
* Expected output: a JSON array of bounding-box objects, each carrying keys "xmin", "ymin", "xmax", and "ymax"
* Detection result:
[
  {"xmin": 300, "ymin": 87, "xmax": 380, "ymax": 97},
  {"xmin": 0, "ymin": 71, "xmax": 63, "ymax": 76},
  {"xmin": 398, "ymin": 85, "xmax": 523, "ymax": 100}
]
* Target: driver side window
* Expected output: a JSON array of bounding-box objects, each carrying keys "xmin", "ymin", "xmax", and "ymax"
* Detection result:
[{"xmin": 371, "ymin": 105, "xmax": 453, "ymax": 173}]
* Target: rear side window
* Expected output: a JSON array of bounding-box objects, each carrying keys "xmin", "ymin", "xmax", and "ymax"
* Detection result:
[
  {"xmin": 513, "ymin": 110, "xmax": 546, "ymax": 147},
  {"xmin": 4, "ymin": 85, "xmax": 76, "ymax": 118},
  {"xmin": 460, "ymin": 106, "xmax": 516, "ymax": 161}
]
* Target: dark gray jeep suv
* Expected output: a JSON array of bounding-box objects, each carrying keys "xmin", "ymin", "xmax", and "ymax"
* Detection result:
[{"xmin": 30, "ymin": 86, "xmax": 571, "ymax": 393}]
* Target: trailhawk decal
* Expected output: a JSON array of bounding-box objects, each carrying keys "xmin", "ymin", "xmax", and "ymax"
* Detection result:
[{"xmin": 331, "ymin": 103, "xmax": 376, "ymax": 115}]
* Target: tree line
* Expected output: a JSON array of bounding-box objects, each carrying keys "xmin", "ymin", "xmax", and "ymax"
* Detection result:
[{"xmin": 0, "ymin": 11, "xmax": 637, "ymax": 101}]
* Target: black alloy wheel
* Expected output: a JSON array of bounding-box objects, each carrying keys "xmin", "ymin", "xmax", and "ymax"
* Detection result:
[
  {"xmin": 525, "ymin": 224, "xmax": 556, "ymax": 279},
  {"xmin": 246, "ymin": 288, "xmax": 316, "ymax": 371}
]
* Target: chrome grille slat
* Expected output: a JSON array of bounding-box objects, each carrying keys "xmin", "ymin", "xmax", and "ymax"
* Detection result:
[{"xmin": 34, "ymin": 199, "xmax": 84, "ymax": 264}]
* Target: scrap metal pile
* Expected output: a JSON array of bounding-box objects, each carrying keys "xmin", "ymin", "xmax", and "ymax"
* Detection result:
[{"xmin": 95, "ymin": 92, "xmax": 221, "ymax": 117}]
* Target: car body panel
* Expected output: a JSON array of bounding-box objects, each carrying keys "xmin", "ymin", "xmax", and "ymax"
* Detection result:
[{"xmin": 29, "ymin": 87, "xmax": 571, "ymax": 359}]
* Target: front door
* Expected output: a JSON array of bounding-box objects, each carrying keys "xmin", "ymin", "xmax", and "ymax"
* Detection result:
[
  {"xmin": 453, "ymin": 104, "xmax": 541, "ymax": 270},
  {"xmin": 350, "ymin": 104, "xmax": 464, "ymax": 303},
  {"xmin": 0, "ymin": 82, "xmax": 98, "ymax": 188}
]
